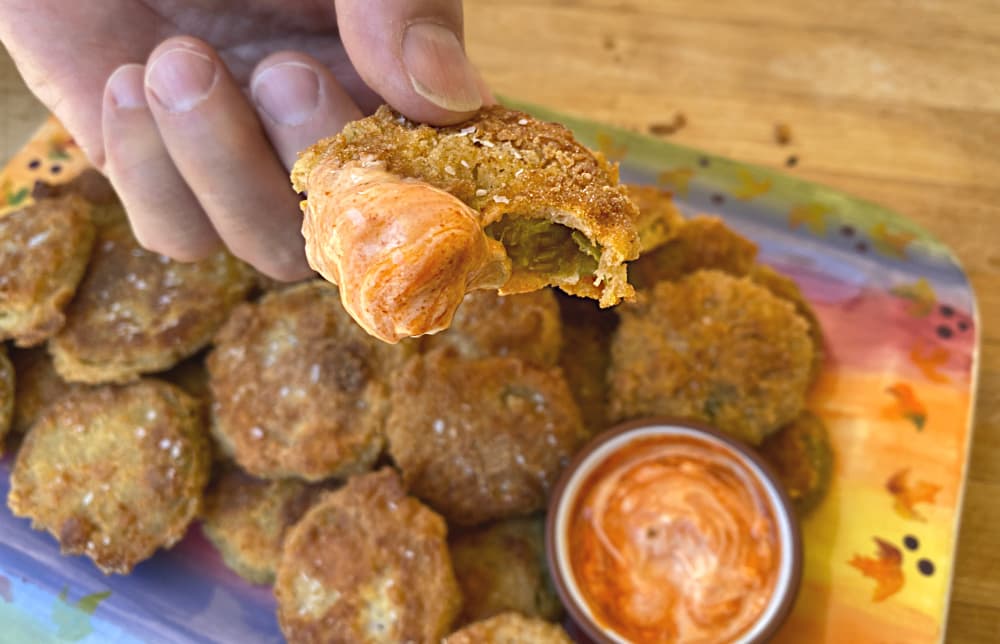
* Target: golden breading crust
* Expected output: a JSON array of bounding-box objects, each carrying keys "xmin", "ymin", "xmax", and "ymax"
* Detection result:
[
  {"xmin": 759, "ymin": 411, "xmax": 834, "ymax": 515},
  {"xmin": 628, "ymin": 215, "xmax": 758, "ymax": 290},
  {"xmin": 31, "ymin": 170, "xmax": 127, "ymax": 228},
  {"xmin": 445, "ymin": 613, "xmax": 571, "ymax": 644},
  {"xmin": 200, "ymin": 464, "xmax": 328, "ymax": 585},
  {"xmin": 556, "ymin": 293, "xmax": 617, "ymax": 437},
  {"xmin": 275, "ymin": 468, "xmax": 461, "ymax": 643},
  {"xmin": 423, "ymin": 289, "xmax": 563, "ymax": 367},
  {"xmin": 9, "ymin": 347, "xmax": 78, "ymax": 436},
  {"xmin": 208, "ymin": 281, "xmax": 411, "ymax": 481},
  {"xmin": 7, "ymin": 380, "xmax": 210, "ymax": 574},
  {"xmin": 386, "ymin": 349, "xmax": 585, "ymax": 526},
  {"xmin": 0, "ymin": 194, "xmax": 95, "ymax": 346},
  {"xmin": 624, "ymin": 184, "xmax": 685, "ymax": 253},
  {"xmin": 49, "ymin": 221, "xmax": 254, "ymax": 384},
  {"xmin": 609, "ymin": 270, "xmax": 814, "ymax": 445},
  {"xmin": 292, "ymin": 105, "xmax": 640, "ymax": 308},
  {"xmin": 449, "ymin": 517, "xmax": 562, "ymax": 626},
  {"xmin": 749, "ymin": 264, "xmax": 825, "ymax": 384},
  {"xmin": 0, "ymin": 345, "xmax": 13, "ymax": 453}
]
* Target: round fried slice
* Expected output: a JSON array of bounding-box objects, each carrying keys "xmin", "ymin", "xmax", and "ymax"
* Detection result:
[
  {"xmin": 609, "ymin": 270, "xmax": 813, "ymax": 445},
  {"xmin": 9, "ymin": 347, "xmax": 78, "ymax": 436},
  {"xmin": 445, "ymin": 613, "xmax": 571, "ymax": 644},
  {"xmin": 0, "ymin": 345, "xmax": 13, "ymax": 453},
  {"xmin": 49, "ymin": 221, "xmax": 254, "ymax": 384},
  {"xmin": 750, "ymin": 264, "xmax": 825, "ymax": 383},
  {"xmin": 423, "ymin": 289, "xmax": 562, "ymax": 367},
  {"xmin": 628, "ymin": 215, "xmax": 758, "ymax": 290},
  {"xmin": 624, "ymin": 184, "xmax": 685, "ymax": 253},
  {"xmin": 387, "ymin": 349, "xmax": 585, "ymax": 525},
  {"xmin": 293, "ymin": 105, "xmax": 641, "ymax": 309},
  {"xmin": 7, "ymin": 379, "xmax": 210, "ymax": 574},
  {"xmin": 31, "ymin": 170, "xmax": 126, "ymax": 228},
  {"xmin": 449, "ymin": 517, "xmax": 562, "ymax": 625},
  {"xmin": 275, "ymin": 468, "xmax": 461, "ymax": 643},
  {"xmin": 0, "ymin": 194, "xmax": 95, "ymax": 346},
  {"xmin": 208, "ymin": 281, "xmax": 411, "ymax": 481},
  {"xmin": 759, "ymin": 411, "xmax": 833, "ymax": 515},
  {"xmin": 556, "ymin": 293, "xmax": 617, "ymax": 437},
  {"xmin": 201, "ymin": 464, "xmax": 329, "ymax": 585}
]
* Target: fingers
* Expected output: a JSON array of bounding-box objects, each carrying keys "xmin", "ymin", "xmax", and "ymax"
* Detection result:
[
  {"xmin": 102, "ymin": 64, "xmax": 222, "ymax": 261},
  {"xmin": 144, "ymin": 37, "xmax": 312, "ymax": 280},
  {"xmin": 250, "ymin": 51, "xmax": 364, "ymax": 170},
  {"xmin": 335, "ymin": 0, "xmax": 489, "ymax": 125}
]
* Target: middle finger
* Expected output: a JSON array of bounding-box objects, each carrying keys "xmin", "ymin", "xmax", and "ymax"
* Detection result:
[{"xmin": 144, "ymin": 36, "xmax": 311, "ymax": 280}]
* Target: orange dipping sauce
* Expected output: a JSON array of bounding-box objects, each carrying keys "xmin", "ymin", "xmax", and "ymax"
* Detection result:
[{"xmin": 566, "ymin": 434, "xmax": 781, "ymax": 643}]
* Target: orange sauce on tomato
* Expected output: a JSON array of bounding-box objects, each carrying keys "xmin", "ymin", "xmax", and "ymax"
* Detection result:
[{"xmin": 567, "ymin": 434, "xmax": 780, "ymax": 643}]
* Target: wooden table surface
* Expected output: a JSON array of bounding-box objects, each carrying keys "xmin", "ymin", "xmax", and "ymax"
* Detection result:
[{"xmin": 1, "ymin": 1, "xmax": 997, "ymax": 641}]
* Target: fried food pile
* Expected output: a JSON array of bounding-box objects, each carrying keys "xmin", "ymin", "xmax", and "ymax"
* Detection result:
[
  {"xmin": 293, "ymin": 105, "xmax": 642, "ymax": 342},
  {"xmin": 1, "ymin": 131, "xmax": 830, "ymax": 641}
]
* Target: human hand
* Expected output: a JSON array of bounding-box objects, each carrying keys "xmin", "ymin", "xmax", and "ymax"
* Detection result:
[{"xmin": 0, "ymin": 0, "xmax": 489, "ymax": 279}]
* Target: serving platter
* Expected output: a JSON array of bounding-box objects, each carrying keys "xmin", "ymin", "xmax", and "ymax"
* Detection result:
[{"xmin": 0, "ymin": 104, "xmax": 979, "ymax": 643}]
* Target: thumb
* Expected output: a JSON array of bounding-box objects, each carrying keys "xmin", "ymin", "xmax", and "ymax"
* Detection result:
[{"xmin": 335, "ymin": 0, "xmax": 487, "ymax": 125}]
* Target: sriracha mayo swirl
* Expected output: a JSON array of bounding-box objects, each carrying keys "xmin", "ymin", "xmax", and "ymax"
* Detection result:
[{"xmin": 567, "ymin": 435, "xmax": 780, "ymax": 643}]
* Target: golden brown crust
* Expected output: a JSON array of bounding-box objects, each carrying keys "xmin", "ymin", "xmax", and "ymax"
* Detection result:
[
  {"xmin": 609, "ymin": 270, "xmax": 813, "ymax": 445},
  {"xmin": 49, "ymin": 221, "xmax": 254, "ymax": 384},
  {"xmin": 624, "ymin": 184, "xmax": 685, "ymax": 253},
  {"xmin": 758, "ymin": 411, "xmax": 833, "ymax": 515},
  {"xmin": 445, "ymin": 613, "xmax": 571, "ymax": 644},
  {"xmin": 293, "ymin": 105, "xmax": 640, "ymax": 308},
  {"xmin": 423, "ymin": 289, "xmax": 563, "ymax": 367},
  {"xmin": 0, "ymin": 345, "xmax": 13, "ymax": 453},
  {"xmin": 0, "ymin": 194, "xmax": 96, "ymax": 346},
  {"xmin": 31, "ymin": 170, "xmax": 126, "ymax": 229},
  {"xmin": 275, "ymin": 468, "xmax": 461, "ymax": 643},
  {"xmin": 628, "ymin": 215, "xmax": 758, "ymax": 290},
  {"xmin": 449, "ymin": 517, "xmax": 562, "ymax": 626},
  {"xmin": 7, "ymin": 379, "xmax": 210, "ymax": 574},
  {"xmin": 9, "ymin": 347, "xmax": 78, "ymax": 436},
  {"xmin": 207, "ymin": 281, "xmax": 412, "ymax": 481},
  {"xmin": 387, "ymin": 349, "xmax": 585, "ymax": 525},
  {"xmin": 201, "ymin": 464, "xmax": 329, "ymax": 585},
  {"xmin": 749, "ymin": 264, "xmax": 825, "ymax": 384},
  {"xmin": 556, "ymin": 293, "xmax": 617, "ymax": 437}
]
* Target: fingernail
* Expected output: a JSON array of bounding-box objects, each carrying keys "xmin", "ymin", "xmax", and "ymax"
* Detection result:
[
  {"xmin": 251, "ymin": 62, "xmax": 321, "ymax": 127},
  {"xmin": 146, "ymin": 47, "xmax": 217, "ymax": 113},
  {"xmin": 107, "ymin": 65, "xmax": 147, "ymax": 110},
  {"xmin": 402, "ymin": 22, "xmax": 482, "ymax": 113}
]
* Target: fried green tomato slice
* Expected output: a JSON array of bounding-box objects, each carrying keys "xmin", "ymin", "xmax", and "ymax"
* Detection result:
[
  {"xmin": 49, "ymin": 221, "xmax": 254, "ymax": 384},
  {"xmin": 0, "ymin": 194, "xmax": 95, "ymax": 347},
  {"xmin": 749, "ymin": 264, "xmax": 825, "ymax": 384},
  {"xmin": 445, "ymin": 613, "xmax": 571, "ymax": 644},
  {"xmin": 201, "ymin": 464, "xmax": 329, "ymax": 585},
  {"xmin": 609, "ymin": 270, "xmax": 814, "ymax": 445},
  {"xmin": 7, "ymin": 379, "xmax": 210, "ymax": 574},
  {"xmin": 449, "ymin": 517, "xmax": 562, "ymax": 626},
  {"xmin": 0, "ymin": 345, "xmax": 13, "ymax": 454},
  {"xmin": 628, "ymin": 215, "xmax": 758, "ymax": 290},
  {"xmin": 207, "ymin": 281, "xmax": 412, "ymax": 481},
  {"xmin": 624, "ymin": 184, "xmax": 685, "ymax": 253},
  {"xmin": 387, "ymin": 349, "xmax": 585, "ymax": 526},
  {"xmin": 423, "ymin": 289, "xmax": 563, "ymax": 367},
  {"xmin": 293, "ymin": 105, "xmax": 641, "ymax": 308},
  {"xmin": 758, "ymin": 411, "xmax": 833, "ymax": 515},
  {"xmin": 275, "ymin": 468, "xmax": 461, "ymax": 643}
]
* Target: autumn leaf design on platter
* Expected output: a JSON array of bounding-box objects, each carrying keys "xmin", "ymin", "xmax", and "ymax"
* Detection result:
[
  {"xmin": 886, "ymin": 468, "xmax": 941, "ymax": 522},
  {"xmin": 849, "ymin": 538, "xmax": 904, "ymax": 602},
  {"xmin": 883, "ymin": 382, "xmax": 928, "ymax": 430}
]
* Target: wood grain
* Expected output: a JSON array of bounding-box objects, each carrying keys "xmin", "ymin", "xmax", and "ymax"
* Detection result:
[{"xmin": 1, "ymin": 2, "xmax": 997, "ymax": 640}]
